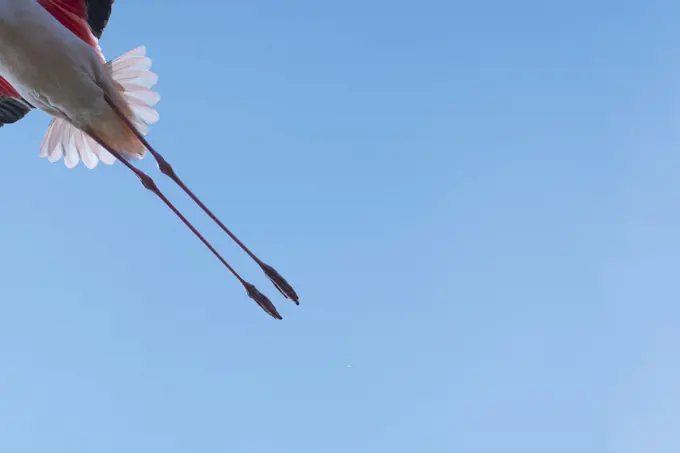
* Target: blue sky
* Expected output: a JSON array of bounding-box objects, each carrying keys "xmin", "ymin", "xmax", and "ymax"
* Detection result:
[{"xmin": 0, "ymin": 0, "xmax": 679, "ymax": 451}]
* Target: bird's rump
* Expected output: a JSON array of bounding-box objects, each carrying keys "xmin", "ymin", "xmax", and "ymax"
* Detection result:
[{"xmin": 39, "ymin": 46, "xmax": 160, "ymax": 169}]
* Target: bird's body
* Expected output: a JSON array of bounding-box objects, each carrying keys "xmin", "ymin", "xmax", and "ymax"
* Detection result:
[
  {"xmin": 0, "ymin": 0, "xmax": 298, "ymax": 318},
  {"xmin": 0, "ymin": 0, "xmax": 101, "ymax": 117}
]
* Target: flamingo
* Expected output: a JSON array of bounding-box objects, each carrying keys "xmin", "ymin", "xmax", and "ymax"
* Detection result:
[{"xmin": 0, "ymin": 0, "xmax": 298, "ymax": 319}]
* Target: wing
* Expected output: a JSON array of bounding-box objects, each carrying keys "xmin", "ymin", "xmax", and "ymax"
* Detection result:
[
  {"xmin": 0, "ymin": 0, "xmax": 114, "ymax": 127},
  {"xmin": 0, "ymin": 97, "xmax": 31, "ymax": 127},
  {"xmin": 0, "ymin": 75, "xmax": 30, "ymax": 128},
  {"xmin": 38, "ymin": 0, "xmax": 102, "ymax": 56},
  {"xmin": 85, "ymin": 0, "xmax": 114, "ymax": 39}
]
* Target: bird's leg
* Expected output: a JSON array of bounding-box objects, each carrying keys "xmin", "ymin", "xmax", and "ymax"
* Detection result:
[
  {"xmin": 104, "ymin": 94, "xmax": 299, "ymax": 304},
  {"xmin": 84, "ymin": 128, "xmax": 282, "ymax": 320}
]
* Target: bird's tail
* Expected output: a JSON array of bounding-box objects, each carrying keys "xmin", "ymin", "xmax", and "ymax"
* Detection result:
[{"xmin": 39, "ymin": 46, "xmax": 160, "ymax": 169}]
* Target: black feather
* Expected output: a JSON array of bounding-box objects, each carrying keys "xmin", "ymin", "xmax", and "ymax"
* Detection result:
[
  {"xmin": 0, "ymin": 97, "xmax": 31, "ymax": 128},
  {"xmin": 85, "ymin": 0, "xmax": 114, "ymax": 39}
]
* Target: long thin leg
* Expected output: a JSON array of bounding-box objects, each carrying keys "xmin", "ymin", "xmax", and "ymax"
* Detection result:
[
  {"xmin": 85, "ymin": 129, "xmax": 282, "ymax": 320},
  {"xmin": 104, "ymin": 95, "xmax": 299, "ymax": 304}
]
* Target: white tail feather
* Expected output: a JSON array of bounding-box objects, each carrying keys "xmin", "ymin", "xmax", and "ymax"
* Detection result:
[{"xmin": 39, "ymin": 46, "xmax": 160, "ymax": 169}]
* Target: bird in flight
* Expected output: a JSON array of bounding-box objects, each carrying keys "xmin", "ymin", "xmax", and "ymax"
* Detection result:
[{"xmin": 0, "ymin": 0, "xmax": 298, "ymax": 319}]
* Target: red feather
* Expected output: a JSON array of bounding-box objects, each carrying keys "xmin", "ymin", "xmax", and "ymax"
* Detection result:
[
  {"xmin": 37, "ymin": 0, "xmax": 104, "ymax": 60},
  {"xmin": 0, "ymin": 77, "xmax": 20, "ymax": 98},
  {"xmin": 50, "ymin": 0, "xmax": 87, "ymax": 18}
]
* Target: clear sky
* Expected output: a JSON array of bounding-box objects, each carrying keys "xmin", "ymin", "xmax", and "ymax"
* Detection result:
[{"xmin": 0, "ymin": 0, "xmax": 678, "ymax": 452}]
